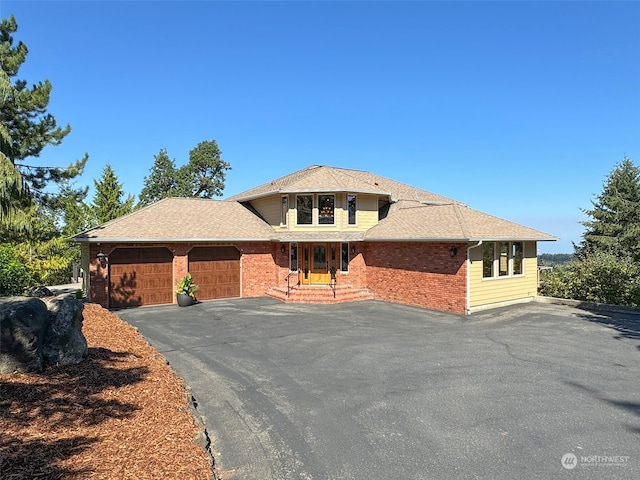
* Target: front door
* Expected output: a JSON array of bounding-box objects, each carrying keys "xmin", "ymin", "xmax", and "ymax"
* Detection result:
[
  {"xmin": 310, "ymin": 244, "xmax": 329, "ymax": 284},
  {"xmin": 300, "ymin": 243, "xmax": 337, "ymax": 285}
]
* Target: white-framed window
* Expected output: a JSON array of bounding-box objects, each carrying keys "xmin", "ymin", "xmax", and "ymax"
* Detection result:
[
  {"xmin": 347, "ymin": 194, "xmax": 357, "ymax": 226},
  {"xmin": 281, "ymin": 196, "xmax": 288, "ymax": 226},
  {"xmin": 482, "ymin": 241, "xmax": 525, "ymax": 279},
  {"xmin": 290, "ymin": 243, "xmax": 298, "ymax": 271},
  {"xmin": 512, "ymin": 242, "xmax": 523, "ymax": 275},
  {"xmin": 296, "ymin": 195, "xmax": 313, "ymax": 225},
  {"xmin": 483, "ymin": 243, "xmax": 495, "ymax": 278},
  {"xmin": 318, "ymin": 194, "xmax": 335, "ymax": 225},
  {"xmin": 340, "ymin": 243, "xmax": 349, "ymax": 272}
]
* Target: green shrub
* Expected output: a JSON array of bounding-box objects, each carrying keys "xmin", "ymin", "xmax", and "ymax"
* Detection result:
[
  {"xmin": 14, "ymin": 238, "xmax": 80, "ymax": 286},
  {"xmin": 540, "ymin": 251, "xmax": 640, "ymax": 306},
  {"xmin": 0, "ymin": 243, "xmax": 34, "ymax": 296}
]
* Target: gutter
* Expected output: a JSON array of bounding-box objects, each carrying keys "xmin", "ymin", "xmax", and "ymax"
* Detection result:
[
  {"xmin": 71, "ymin": 237, "xmax": 275, "ymax": 244},
  {"xmin": 466, "ymin": 240, "xmax": 483, "ymax": 315}
]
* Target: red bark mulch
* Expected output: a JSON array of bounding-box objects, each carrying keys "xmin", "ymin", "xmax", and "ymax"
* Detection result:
[{"xmin": 0, "ymin": 303, "xmax": 214, "ymax": 479}]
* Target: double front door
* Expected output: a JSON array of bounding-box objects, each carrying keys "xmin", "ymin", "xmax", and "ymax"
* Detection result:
[{"xmin": 298, "ymin": 242, "xmax": 338, "ymax": 285}]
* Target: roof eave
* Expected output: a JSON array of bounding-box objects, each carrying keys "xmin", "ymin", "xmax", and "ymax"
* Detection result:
[
  {"xmin": 73, "ymin": 237, "xmax": 275, "ymax": 243},
  {"xmin": 363, "ymin": 237, "xmax": 472, "ymax": 242},
  {"xmin": 364, "ymin": 236, "xmax": 558, "ymax": 242},
  {"xmin": 467, "ymin": 237, "xmax": 558, "ymax": 242}
]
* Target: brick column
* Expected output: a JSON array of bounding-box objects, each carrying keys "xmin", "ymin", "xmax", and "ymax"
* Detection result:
[{"xmin": 172, "ymin": 244, "xmax": 191, "ymax": 304}]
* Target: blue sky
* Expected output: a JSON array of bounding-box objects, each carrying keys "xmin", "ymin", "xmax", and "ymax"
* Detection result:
[{"xmin": 3, "ymin": 1, "xmax": 639, "ymax": 254}]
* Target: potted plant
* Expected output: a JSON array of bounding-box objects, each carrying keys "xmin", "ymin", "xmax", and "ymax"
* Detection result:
[{"xmin": 176, "ymin": 273, "xmax": 199, "ymax": 307}]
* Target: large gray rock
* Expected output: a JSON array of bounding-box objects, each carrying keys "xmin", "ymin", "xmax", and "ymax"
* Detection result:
[
  {"xmin": 42, "ymin": 294, "xmax": 88, "ymax": 365},
  {"xmin": 0, "ymin": 297, "xmax": 49, "ymax": 373},
  {"xmin": 0, "ymin": 294, "xmax": 88, "ymax": 373}
]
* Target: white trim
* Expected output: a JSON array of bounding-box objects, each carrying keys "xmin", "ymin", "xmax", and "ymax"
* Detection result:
[
  {"xmin": 466, "ymin": 240, "xmax": 483, "ymax": 315},
  {"xmin": 318, "ymin": 194, "xmax": 336, "ymax": 226},
  {"xmin": 295, "ymin": 194, "xmax": 314, "ymax": 226},
  {"xmin": 481, "ymin": 241, "xmax": 526, "ymax": 280}
]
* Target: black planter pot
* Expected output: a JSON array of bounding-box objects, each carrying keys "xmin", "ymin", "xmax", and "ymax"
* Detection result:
[{"xmin": 176, "ymin": 293, "xmax": 196, "ymax": 307}]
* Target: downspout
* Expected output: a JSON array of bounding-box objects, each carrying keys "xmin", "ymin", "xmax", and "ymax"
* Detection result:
[{"xmin": 466, "ymin": 240, "xmax": 483, "ymax": 315}]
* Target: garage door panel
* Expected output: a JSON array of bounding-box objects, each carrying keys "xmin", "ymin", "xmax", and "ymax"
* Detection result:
[
  {"xmin": 189, "ymin": 248, "xmax": 241, "ymax": 301},
  {"xmin": 109, "ymin": 248, "xmax": 174, "ymax": 308}
]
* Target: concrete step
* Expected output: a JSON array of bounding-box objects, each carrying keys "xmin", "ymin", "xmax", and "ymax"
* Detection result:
[{"xmin": 267, "ymin": 285, "xmax": 374, "ymax": 304}]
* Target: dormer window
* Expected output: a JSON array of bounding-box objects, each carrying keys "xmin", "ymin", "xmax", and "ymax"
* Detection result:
[{"xmin": 318, "ymin": 195, "xmax": 335, "ymax": 225}]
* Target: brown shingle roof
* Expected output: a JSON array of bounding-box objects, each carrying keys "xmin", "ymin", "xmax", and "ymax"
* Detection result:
[
  {"xmin": 73, "ymin": 197, "xmax": 275, "ymax": 243},
  {"xmin": 227, "ymin": 165, "xmax": 458, "ymax": 204},
  {"xmin": 364, "ymin": 200, "xmax": 556, "ymax": 241},
  {"xmin": 73, "ymin": 167, "xmax": 556, "ymax": 244}
]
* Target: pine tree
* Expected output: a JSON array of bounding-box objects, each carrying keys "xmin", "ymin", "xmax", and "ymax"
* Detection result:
[
  {"xmin": 57, "ymin": 179, "xmax": 95, "ymax": 236},
  {"xmin": 92, "ymin": 164, "xmax": 135, "ymax": 224},
  {"xmin": 138, "ymin": 148, "xmax": 179, "ymax": 207},
  {"xmin": 138, "ymin": 140, "xmax": 231, "ymax": 204},
  {"xmin": 0, "ymin": 58, "xmax": 30, "ymax": 231},
  {"xmin": 0, "ymin": 14, "xmax": 87, "ymax": 221},
  {"xmin": 576, "ymin": 156, "xmax": 640, "ymax": 261},
  {"xmin": 180, "ymin": 139, "xmax": 231, "ymax": 198}
]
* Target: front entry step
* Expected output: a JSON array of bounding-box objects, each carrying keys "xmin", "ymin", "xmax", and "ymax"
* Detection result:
[{"xmin": 266, "ymin": 285, "xmax": 374, "ymax": 304}]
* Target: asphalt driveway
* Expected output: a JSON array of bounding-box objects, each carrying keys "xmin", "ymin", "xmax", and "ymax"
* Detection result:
[{"xmin": 116, "ymin": 298, "xmax": 640, "ymax": 480}]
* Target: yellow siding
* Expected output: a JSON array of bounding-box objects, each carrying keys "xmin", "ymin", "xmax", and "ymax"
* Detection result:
[
  {"xmin": 250, "ymin": 195, "xmax": 284, "ymax": 227},
  {"xmin": 468, "ymin": 241, "xmax": 538, "ymax": 310},
  {"xmin": 282, "ymin": 192, "xmax": 380, "ymax": 232},
  {"xmin": 355, "ymin": 194, "xmax": 379, "ymax": 231}
]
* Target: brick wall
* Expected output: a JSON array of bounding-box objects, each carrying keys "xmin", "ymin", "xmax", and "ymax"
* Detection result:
[
  {"xmin": 239, "ymin": 242, "xmax": 280, "ymax": 297},
  {"xmin": 86, "ymin": 240, "xmax": 468, "ymax": 314},
  {"xmin": 89, "ymin": 244, "xmax": 109, "ymax": 308},
  {"xmin": 363, "ymin": 242, "xmax": 467, "ymax": 315},
  {"xmin": 343, "ymin": 243, "xmax": 367, "ymax": 288},
  {"xmin": 86, "ymin": 241, "xmax": 279, "ymax": 308}
]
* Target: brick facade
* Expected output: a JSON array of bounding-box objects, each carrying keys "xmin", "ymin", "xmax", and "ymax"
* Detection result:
[
  {"xmin": 87, "ymin": 240, "xmax": 467, "ymax": 314},
  {"xmin": 363, "ymin": 242, "xmax": 467, "ymax": 315}
]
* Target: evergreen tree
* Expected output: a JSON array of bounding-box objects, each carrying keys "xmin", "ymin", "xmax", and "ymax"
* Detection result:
[
  {"xmin": 92, "ymin": 164, "xmax": 135, "ymax": 224},
  {"xmin": 138, "ymin": 140, "xmax": 231, "ymax": 204},
  {"xmin": 0, "ymin": 14, "xmax": 87, "ymax": 223},
  {"xmin": 138, "ymin": 148, "xmax": 179, "ymax": 207},
  {"xmin": 57, "ymin": 179, "xmax": 96, "ymax": 236},
  {"xmin": 576, "ymin": 157, "xmax": 640, "ymax": 261},
  {"xmin": 179, "ymin": 139, "xmax": 231, "ymax": 198},
  {"xmin": 0, "ymin": 59, "xmax": 30, "ymax": 232}
]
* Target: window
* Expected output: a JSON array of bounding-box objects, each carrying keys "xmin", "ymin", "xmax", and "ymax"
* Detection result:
[
  {"xmin": 483, "ymin": 242, "xmax": 495, "ymax": 278},
  {"xmin": 290, "ymin": 243, "xmax": 298, "ymax": 271},
  {"xmin": 296, "ymin": 195, "xmax": 312, "ymax": 225},
  {"xmin": 281, "ymin": 196, "xmax": 288, "ymax": 226},
  {"xmin": 318, "ymin": 195, "xmax": 335, "ymax": 225},
  {"xmin": 498, "ymin": 242, "xmax": 509, "ymax": 277},
  {"xmin": 512, "ymin": 242, "xmax": 523, "ymax": 275},
  {"xmin": 483, "ymin": 241, "xmax": 525, "ymax": 279},
  {"xmin": 348, "ymin": 195, "xmax": 357, "ymax": 225},
  {"xmin": 341, "ymin": 243, "xmax": 349, "ymax": 272}
]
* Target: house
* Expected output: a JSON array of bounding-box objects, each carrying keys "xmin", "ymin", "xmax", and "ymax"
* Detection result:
[{"xmin": 73, "ymin": 165, "xmax": 556, "ymax": 315}]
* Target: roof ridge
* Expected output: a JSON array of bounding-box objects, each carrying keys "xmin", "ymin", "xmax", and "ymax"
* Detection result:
[{"xmin": 452, "ymin": 203, "xmax": 470, "ymax": 239}]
